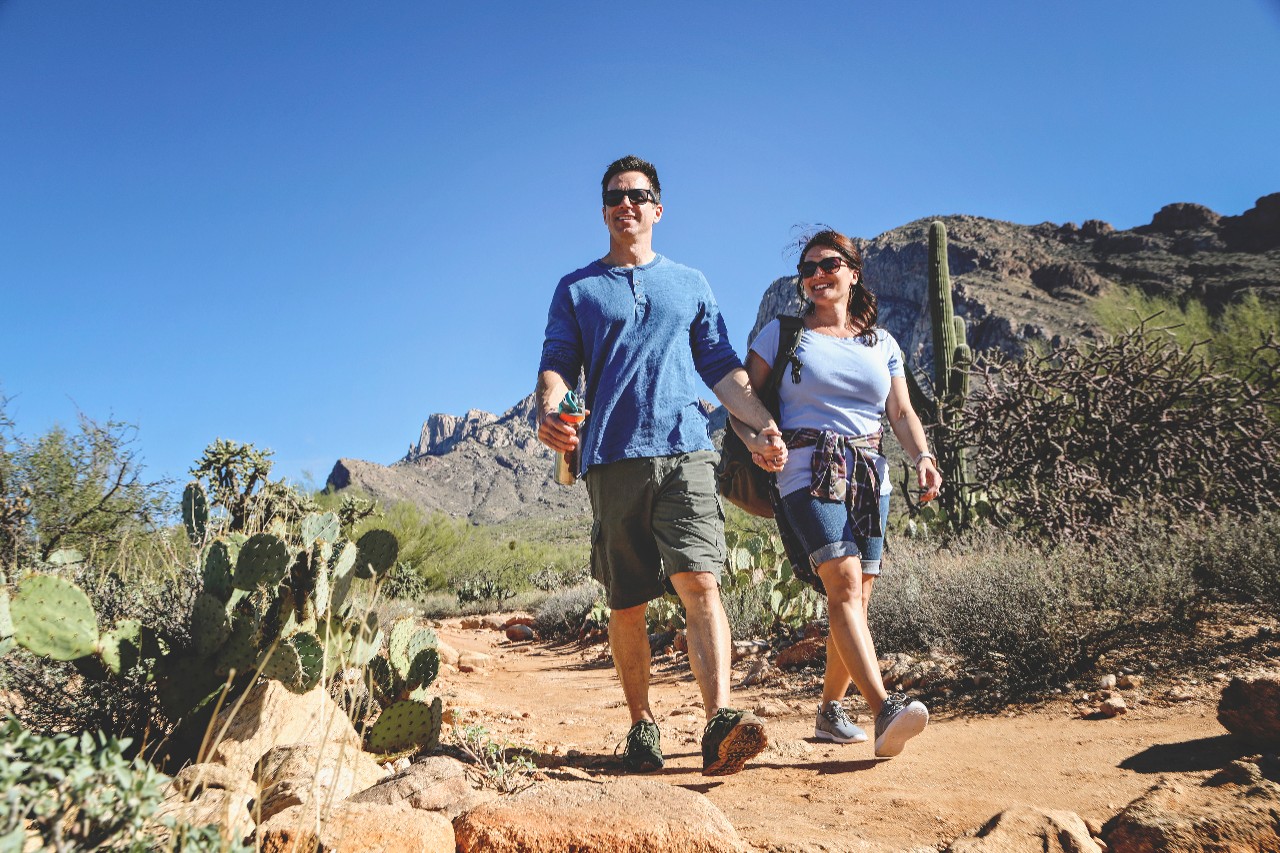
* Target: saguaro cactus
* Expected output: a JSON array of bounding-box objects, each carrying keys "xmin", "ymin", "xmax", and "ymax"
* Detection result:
[{"xmin": 905, "ymin": 220, "xmax": 973, "ymax": 525}]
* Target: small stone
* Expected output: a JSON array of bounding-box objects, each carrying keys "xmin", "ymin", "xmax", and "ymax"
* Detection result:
[
  {"xmin": 1117, "ymin": 673, "xmax": 1144, "ymax": 690},
  {"xmin": 1098, "ymin": 674, "xmax": 1117, "ymax": 690},
  {"xmin": 1099, "ymin": 696, "xmax": 1128, "ymax": 717},
  {"xmin": 505, "ymin": 624, "xmax": 535, "ymax": 642}
]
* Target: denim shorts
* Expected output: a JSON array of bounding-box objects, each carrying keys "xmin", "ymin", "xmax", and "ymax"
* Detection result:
[{"xmin": 779, "ymin": 489, "xmax": 891, "ymax": 575}]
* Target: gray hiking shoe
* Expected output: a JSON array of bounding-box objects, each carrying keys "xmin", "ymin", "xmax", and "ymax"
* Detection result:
[
  {"xmin": 620, "ymin": 720, "xmax": 663, "ymax": 772},
  {"xmin": 701, "ymin": 708, "xmax": 767, "ymax": 776},
  {"xmin": 814, "ymin": 700, "xmax": 868, "ymax": 744},
  {"xmin": 873, "ymin": 692, "xmax": 928, "ymax": 758}
]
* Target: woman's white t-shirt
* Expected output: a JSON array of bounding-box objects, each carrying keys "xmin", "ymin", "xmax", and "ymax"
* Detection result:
[{"xmin": 750, "ymin": 320, "xmax": 905, "ymax": 498}]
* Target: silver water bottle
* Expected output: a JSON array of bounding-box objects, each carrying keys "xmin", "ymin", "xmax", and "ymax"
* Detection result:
[{"xmin": 553, "ymin": 391, "xmax": 586, "ymax": 485}]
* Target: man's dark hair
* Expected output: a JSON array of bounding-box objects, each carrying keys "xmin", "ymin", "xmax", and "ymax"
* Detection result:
[{"xmin": 601, "ymin": 155, "xmax": 661, "ymax": 202}]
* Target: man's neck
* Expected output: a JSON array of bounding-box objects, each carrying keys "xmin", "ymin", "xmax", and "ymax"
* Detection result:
[{"xmin": 601, "ymin": 239, "xmax": 657, "ymax": 269}]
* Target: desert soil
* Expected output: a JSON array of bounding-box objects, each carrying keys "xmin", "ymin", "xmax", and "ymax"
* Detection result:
[{"xmin": 432, "ymin": 619, "xmax": 1238, "ymax": 853}]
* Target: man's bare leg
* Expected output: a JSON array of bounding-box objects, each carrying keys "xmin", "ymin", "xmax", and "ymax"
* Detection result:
[
  {"xmin": 669, "ymin": 571, "xmax": 730, "ymax": 719},
  {"xmin": 609, "ymin": 602, "xmax": 654, "ymax": 724}
]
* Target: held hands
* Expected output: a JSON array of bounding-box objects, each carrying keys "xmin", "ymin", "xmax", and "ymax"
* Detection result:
[
  {"xmin": 748, "ymin": 425, "xmax": 787, "ymax": 473},
  {"xmin": 537, "ymin": 409, "xmax": 589, "ymax": 454}
]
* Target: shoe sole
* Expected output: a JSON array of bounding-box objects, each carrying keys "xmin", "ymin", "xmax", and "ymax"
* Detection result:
[
  {"xmin": 623, "ymin": 756, "xmax": 664, "ymax": 772},
  {"xmin": 874, "ymin": 703, "xmax": 928, "ymax": 758},
  {"xmin": 814, "ymin": 726, "xmax": 868, "ymax": 744},
  {"xmin": 703, "ymin": 717, "xmax": 768, "ymax": 776}
]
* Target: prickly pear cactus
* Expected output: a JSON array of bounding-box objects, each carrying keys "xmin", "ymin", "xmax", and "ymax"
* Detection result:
[
  {"xmin": 354, "ymin": 530, "xmax": 398, "ymax": 579},
  {"xmin": 233, "ymin": 533, "xmax": 290, "ymax": 590},
  {"xmin": 10, "ymin": 574, "xmax": 100, "ymax": 660},
  {"xmin": 190, "ymin": 593, "xmax": 232, "ymax": 657},
  {"xmin": 202, "ymin": 541, "xmax": 235, "ymax": 601},
  {"xmin": 0, "ymin": 583, "xmax": 14, "ymax": 657},
  {"xmin": 301, "ymin": 512, "xmax": 340, "ymax": 547},
  {"xmin": 365, "ymin": 696, "xmax": 442, "ymax": 753},
  {"xmin": 182, "ymin": 481, "xmax": 209, "ymax": 544},
  {"xmin": 98, "ymin": 619, "xmax": 157, "ymax": 677}
]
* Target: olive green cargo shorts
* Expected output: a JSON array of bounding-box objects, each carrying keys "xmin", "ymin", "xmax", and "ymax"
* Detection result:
[{"xmin": 583, "ymin": 450, "xmax": 726, "ymax": 610}]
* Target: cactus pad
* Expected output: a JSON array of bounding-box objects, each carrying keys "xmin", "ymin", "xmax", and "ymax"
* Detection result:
[
  {"xmin": 11, "ymin": 574, "xmax": 99, "ymax": 660},
  {"xmin": 0, "ymin": 586, "xmax": 12, "ymax": 641},
  {"xmin": 214, "ymin": 612, "xmax": 261, "ymax": 678},
  {"xmin": 202, "ymin": 541, "xmax": 235, "ymax": 600},
  {"xmin": 234, "ymin": 533, "xmax": 289, "ymax": 590},
  {"xmin": 329, "ymin": 541, "xmax": 357, "ymax": 611},
  {"xmin": 367, "ymin": 654, "xmax": 396, "ymax": 704},
  {"xmin": 406, "ymin": 647, "xmax": 440, "ymax": 692},
  {"xmin": 348, "ymin": 614, "xmax": 383, "ymax": 667},
  {"xmin": 99, "ymin": 619, "xmax": 158, "ymax": 677},
  {"xmin": 191, "ymin": 592, "xmax": 232, "ymax": 657},
  {"xmin": 354, "ymin": 530, "xmax": 398, "ymax": 579},
  {"xmin": 365, "ymin": 696, "xmax": 442, "ymax": 753},
  {"xmin": 182, "ymin": 481, "xmax": 209, "ymax": 544},
  {"xmin": 301, "ymin": 512, "xmax": 340, "ymax": 547},
  {"xmin": 387, "ymin": 617, "xmax": 416, "ymax": 678},
  {"xmin": 259, "ymin": 641, "xmax": 303, "ymax": 688},
  {"xmin": 291, "ymin": 631, "xmax": 325, "ymax": 693}
]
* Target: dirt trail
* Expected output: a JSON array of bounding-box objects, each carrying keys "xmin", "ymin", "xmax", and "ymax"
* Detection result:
[{"xmin": 434, "ymin": 620, "xmax": 1237, "ymax": 852}]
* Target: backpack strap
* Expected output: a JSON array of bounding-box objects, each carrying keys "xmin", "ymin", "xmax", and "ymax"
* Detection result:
[{"xmin": 761, "ymin": 314, "xmax": 805, "ymax": 396}]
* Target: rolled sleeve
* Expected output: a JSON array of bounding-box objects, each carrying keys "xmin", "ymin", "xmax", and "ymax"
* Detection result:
[
  {"xmin": 538, "ymin": 280, "xmax": 583, "ymax": 385},
  {"xmin": 689, "ymin": 286, "xmax": 743, "ymax": 389}
]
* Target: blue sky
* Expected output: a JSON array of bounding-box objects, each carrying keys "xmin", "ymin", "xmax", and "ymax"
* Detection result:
[{"xmin": 2, "ymin": 0, "xmax": 1278, "ymax": 491}]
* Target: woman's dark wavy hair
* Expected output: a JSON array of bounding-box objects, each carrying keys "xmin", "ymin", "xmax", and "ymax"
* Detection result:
[{"xmin": 796, "ymin": 229, "xmax": 878, "ymax": 345}]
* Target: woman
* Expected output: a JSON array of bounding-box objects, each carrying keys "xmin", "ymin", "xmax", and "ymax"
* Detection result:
[{"xmin": 736, "ymin": 229, "xmax": 941, "ymax": 758}]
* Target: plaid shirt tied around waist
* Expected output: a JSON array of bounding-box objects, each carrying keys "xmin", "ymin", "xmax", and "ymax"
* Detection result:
[{"xmin": 781, "ymin": 428, "xmax": 884, "ymax": 539}]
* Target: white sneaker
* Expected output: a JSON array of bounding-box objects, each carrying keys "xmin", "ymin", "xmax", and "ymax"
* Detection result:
[
  {"xmin": 814, "ymin": 700, "xmax": 868, "ymax": 744},
  {"xmin": 873, "ymin": 693, "xmax": 928, "ymax": 757}
]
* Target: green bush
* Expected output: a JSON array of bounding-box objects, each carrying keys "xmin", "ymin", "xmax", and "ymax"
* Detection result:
[
  {"xmin": 873, "ymin": 525, "xmax": 1199, "ymax": 696},
  {"xmin": 1190, "ymin": 511, "xmax": 1280, "ymax": 612},
  {"xmin": 0, "ymin": 716, "xmax": 246, "ymax": 851},
  {"xmin": 533, "ymin": 581, "xmax": 604, "ymax": 640}
]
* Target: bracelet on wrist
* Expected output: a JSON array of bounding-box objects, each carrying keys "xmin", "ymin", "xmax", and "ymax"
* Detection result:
[{"xmin": 914, "ymin": 450, "xmax": 936, "ymax": 466}]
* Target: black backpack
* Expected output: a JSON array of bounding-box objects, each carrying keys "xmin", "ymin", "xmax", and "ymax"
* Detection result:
[{"xmin": 715, "ymin": 315, "xmax": 804, "ymax": 517}]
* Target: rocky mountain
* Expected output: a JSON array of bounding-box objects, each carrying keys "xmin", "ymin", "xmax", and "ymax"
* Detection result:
[{"xmin": 326, "ymin": 194, "xmax": 1279, "ymax": 522}]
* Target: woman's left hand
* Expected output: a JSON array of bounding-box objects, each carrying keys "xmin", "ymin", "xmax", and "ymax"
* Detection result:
[{"xmin": 918, "ymin": 458, "xmax": 942, "ymax": 503}]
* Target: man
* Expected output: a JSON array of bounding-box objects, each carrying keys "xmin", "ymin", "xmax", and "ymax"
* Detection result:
[{"xmin": 536, "ymin": 155, "xmax": 786, "ymax": 776}]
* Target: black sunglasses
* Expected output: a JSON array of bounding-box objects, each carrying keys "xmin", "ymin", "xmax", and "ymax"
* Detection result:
[
  {"xmin": 603, "ymin": 188, "xmax": 658, "ymax": 207},
  {"xmin": 798, "ymin": 257, "xmax": 848, "ymax": 279}
]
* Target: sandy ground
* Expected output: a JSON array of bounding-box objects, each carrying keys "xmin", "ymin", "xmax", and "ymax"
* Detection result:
[{"xmin": 432, "ymin": 620, "xmax": 1241, "ymax": 853}]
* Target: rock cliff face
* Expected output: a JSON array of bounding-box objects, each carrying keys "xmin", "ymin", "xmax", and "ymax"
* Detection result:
[{"xmin": 327, "ymin": 194, "xmax": 1280, "ymax": 522}]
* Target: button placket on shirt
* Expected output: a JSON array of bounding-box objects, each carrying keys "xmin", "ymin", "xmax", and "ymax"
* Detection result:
[{"xmin": 629, "ymin": 269, "xmax": 648, "ymax": 318}]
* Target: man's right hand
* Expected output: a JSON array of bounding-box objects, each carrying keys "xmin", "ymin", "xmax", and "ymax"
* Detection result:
[{"xmin": 537, "ymin": 410, "xmax": 588, "ymax": 454}]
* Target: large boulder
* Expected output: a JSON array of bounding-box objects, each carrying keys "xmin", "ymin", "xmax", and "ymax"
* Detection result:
[
  {"xmin": 1217, "ymin": 671, "xmax": 1280, "ymax": 747},
  {"xmin": 348, "ymin": 755, "xmax": 496, "ymax": 819},
  {"xmin": 256, "ymin": 801, "xmax": 454, "ymax": 853},
  {"xmin": 205, "ymin": 679, "xmax": 370, "ymax": 779},
  {"xmin": 453, "ymin": 775, "xmax": 747, "ymax": 852},
  {"xmin": 151, "ymin": 764, "xmax": 257, "ymax": 847},
  {"xmin": 253, "ymin": 742, "xmax": 389, "ymax": 822},
  {"xmin": 946, "ymin": 807, "xmax": 1102, "ymax": 852},
  {"xmin": 1103, "ymin": 759, "xmax": 1280, "ymax": 852}
]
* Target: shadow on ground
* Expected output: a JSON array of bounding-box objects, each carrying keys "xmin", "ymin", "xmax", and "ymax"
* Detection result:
[{"xmin": 1119, "ymin": 734, "xmax": 1253, "ymax": 774}]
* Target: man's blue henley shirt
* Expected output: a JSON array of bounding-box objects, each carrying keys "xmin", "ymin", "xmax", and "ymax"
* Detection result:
[{"xmin": 539, "ymin": 254, "xmax": 742, "ymax": 475}]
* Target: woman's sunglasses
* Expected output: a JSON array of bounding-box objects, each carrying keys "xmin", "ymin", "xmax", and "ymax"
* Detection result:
[
  {"xmin": 798, "ymin": 257, "xmax": 849, "ymax": 279},
  {"xmin": 603, "ymin": 188, "xmax": 658, "ymax": 207}
]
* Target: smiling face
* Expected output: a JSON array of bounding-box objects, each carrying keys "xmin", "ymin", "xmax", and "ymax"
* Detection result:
[
  {"xmin": 800, "ymin": 246, "xmax": 858, "ymax": 310},
  {"xmin": 602, "ymin": 170, "xmax": 662, "ymax": 246}
]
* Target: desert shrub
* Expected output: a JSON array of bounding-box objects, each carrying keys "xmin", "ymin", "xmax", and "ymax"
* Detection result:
[
  {"xmin": 948, "ymin": 323, "xmax": 1279, "ymax": 541},
  {"xmin": 1095, "ymin": 289, "xmax": 1280, "ymax": 379},
  {"xmin": 720, "ymin": 580, "xmax": 773, "ymax": 641},
  {"xmin": 0, "ymin": 716, "xmax": 246, "ymax": 851},
  {"xmin": 0, "ymin": 404, "xmax": 170, "ymax": 575},
  {"xmin": 533, "ymin": 581, "xmax": 604, "ymax": 640},
  {"xmin": 873, "ymin": 525, "xmax": 1199, "ymax": 696},
  {"xmin": 1189, "ymin": 511, "xmax": 1280, "ymax": 611},
  {"xmin": 527, "ymin": 561, "xmax": 591, "ymax": 592},
  {"xmin": 381, "ymin": 560, "xmax": 434, "ymax": 602}
]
